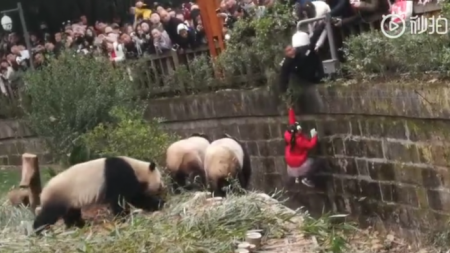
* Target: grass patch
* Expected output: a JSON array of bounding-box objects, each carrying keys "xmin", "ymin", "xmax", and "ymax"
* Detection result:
[
  {"xmin": 0, "ymin": 192, "xmax": 302, "ymax": 253},
  {"xmin": 0, "ymin": 169, "xmax": 21, "ymax": 194}
]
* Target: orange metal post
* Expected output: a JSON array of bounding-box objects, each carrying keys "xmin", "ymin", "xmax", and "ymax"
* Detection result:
[{"xmin": 197, "ymin": 0, "xmax": 226, "ymax": 58}]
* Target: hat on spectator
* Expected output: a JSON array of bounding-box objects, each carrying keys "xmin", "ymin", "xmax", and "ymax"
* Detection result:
[
  {"xmin": 291, "ymin": 31, "xmax": 310, "ymax": 48},
  {"xmin": 177, "ymin": 23, "xmax": 189, "ymax": 34}
]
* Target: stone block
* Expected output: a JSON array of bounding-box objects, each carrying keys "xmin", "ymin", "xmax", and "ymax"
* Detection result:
[
  {"xmin": 427, "ymin": 189, "xmax": 442, "ymax": 211},
  {"xmin": 263, "ymin": 173, "xmax": 285, "ymax": 192},
  {"xmin": 257, "ymin": 141, "xmax": 270, "ymax": 157},
  {"xmin": 382, "ymin": 120, "xmax": 407, "ymax": 139},
  {"xmin": 344, "ymin": 139, "xmax": 383, "ymax": 159},
  {"xmin": 349, "ymin": 119, "xmax": 361, "ymax": 136},
  {"xmin": 316, "ymin": 139, "xmax": 334, "ymax": 156},
  {"xmin": 385, "ymin": 142, "xmax": 420, "ymax": 163},
  {"xmin": 342, "ymin": 179, "xmax": 362, "ymax": 196},
  {"xmin": 427, "ymin": 190, "xmax": 450, "ymax": 213},
  {"xmin": 394, "ymin": 185, "xmax": 418, "ymax": 207},
  {"xmin": 360, "ymin": 120, "xmax": 383, "ymax": 137},
  {"xmin": 356, "ymin": 159, "xmax": 370, "ymax": 176},
  {"xmin": 332, "ymin": 138, "xmax": 346, "ymax": 155},
  {"xmin": 416, "ymin": 187, "xmax": 429, "ymax": 209},
  {"xmin": 364, "ymin": 140, "xmax": 384, "ymax": 158},
  {"xmin": 261, "ymin": 157, "xmax": 276, "ymax": 174},
  {"xmin": 268, "ymin": 123, "xmax": 282, "ymax": 140},
  {"xmin": 245, "ymin": 141, "xmax": 259, "ymax": 156},
  {"xmin": 273, "ymin": 156, "xmax": 286, "ymax": 175},
  {"xmin": 265, "ymin": 139, "xmax": 284, "ymax": 156},
  {"xmin": 329, "ymin": 176, "xmax": 342, "ymax": 194},
  {"xmin": 219, "ymin": 124, "xmax": 240, "ymax": 138},
  {"xmin": 407, "ymin": 120, "xmax": 450, "ymax": 142},
  {"xmin": 393, "ymin": 165, "xmax": 423, "ymax": 186},
  {"xmin": 359, "ymin": 180, "xmax": 382, "ymax": 200},
  {"xmin": 421, "ymin": 168, "xmax": 441, "ymax": 188},
  {"xmin": 368, "ymin": 162, "xmax": 396, "ymax": 182},
  {"xmin": 379, "ymin": 183, "xmax": 396, "ymax": 202},
  {"xmin": 316, "ymin": 120, "xmax": 350, "ymax": 136}
]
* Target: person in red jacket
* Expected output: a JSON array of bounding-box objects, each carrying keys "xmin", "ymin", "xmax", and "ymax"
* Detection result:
[{"xmin": 285, "ymin": 107, "xmax": 318, "ymax": 187}]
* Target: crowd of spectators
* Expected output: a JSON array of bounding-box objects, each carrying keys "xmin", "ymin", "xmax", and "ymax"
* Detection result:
[
  {"xmin": 0, "ymin": 0, "xmax": 397, "ymax": 97},
  {"xmin": 0, "ymin": 0, "xmax": 280, "ymax": 97}
]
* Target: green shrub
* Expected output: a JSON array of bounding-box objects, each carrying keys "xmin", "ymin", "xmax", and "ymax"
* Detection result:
[
  {"xmin": 344, "ymin": 30, "xmax": 450, "ymax": 78},
  {"xmin": 80, "ymin": 106, "xmax": 177, "ymax": 164},
  {"xmin": 23, "ymin": 52, "xmax": 140, "ymax": 165}
]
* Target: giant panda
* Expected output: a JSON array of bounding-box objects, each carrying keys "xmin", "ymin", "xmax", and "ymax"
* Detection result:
[
  {"xmin": 204, "ymin": 133, "xmax": 252, "ymax": 197},
  {"xmin": 166, "ymin": 133, "xmax": 210, "ymax": 193},
  {"xmin": 33, "ymin": 156, "xmax": 165, "ymax": 234}
]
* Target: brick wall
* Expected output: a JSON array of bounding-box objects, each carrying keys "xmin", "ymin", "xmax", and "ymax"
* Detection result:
[
  {"xmin": 0, "ymin": 120, "xmax": 50, "ymax": 167},
  {"xmin": 145, "ymin": 84, "xmax": 450, "ymax": 239}
]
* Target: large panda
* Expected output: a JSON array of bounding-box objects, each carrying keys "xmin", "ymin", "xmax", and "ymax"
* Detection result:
[
  {"xmin": 166, "ymin": 133, "xmax": 210, "ymax": 193},
  {"xmin": 33, "ymin": 156, "xmax": 165, "ymax": 234},
  {"xmin": 204, "ymin": 134, "xmax": 252, "ymax": 197}
]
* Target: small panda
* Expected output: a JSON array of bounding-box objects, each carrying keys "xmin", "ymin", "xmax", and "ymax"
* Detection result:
[
  {"xmin": 33, "ymin": 156, "xmax": 165, "ymax": 234},
  {"xmin": 166, "ymin": 133, "xmax": 210, "ymax": 193},
  {"xmin": 204, "ymin": 134, "xmax": 252, "ymax": 197}
]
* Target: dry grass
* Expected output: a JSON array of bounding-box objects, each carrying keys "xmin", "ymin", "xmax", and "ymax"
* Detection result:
[
  {"xmin": 0, "ymin": 190, "xmax": 444, "ymax": 253},
  {"xmin": 0, "ymin": 191, "xmax": 309, "ymax": 253}
]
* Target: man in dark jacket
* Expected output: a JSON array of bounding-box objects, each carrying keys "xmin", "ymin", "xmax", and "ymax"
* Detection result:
[{"xmin": 278, "ymin": 22, "xmax": 325, "ymax": 93}]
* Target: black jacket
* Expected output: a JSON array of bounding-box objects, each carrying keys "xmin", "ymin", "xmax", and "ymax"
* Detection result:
[{"xmin": 278, "ymin": 23, "xmax": 326, "ymax": 93}]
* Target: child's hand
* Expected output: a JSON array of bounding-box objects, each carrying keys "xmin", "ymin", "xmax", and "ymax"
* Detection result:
[{"xmin": 310, "ymin": 128, "xmax": 317, "ymax": 137}]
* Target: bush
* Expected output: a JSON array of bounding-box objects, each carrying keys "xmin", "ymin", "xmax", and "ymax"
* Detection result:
[
  {"xmin": 216, "ymin": 3, "xmax": 294, "ymax": 86},
  {"xmin": 80, "ymin": 106, "xmax": 177, "ymax": 164},
  {"xmin": 343, "ymin": 30, "xmax": 450, "ymax": 78},
  {"xmin": 23, "ymin": 52, "xmax": 140, "ymax": 165}
]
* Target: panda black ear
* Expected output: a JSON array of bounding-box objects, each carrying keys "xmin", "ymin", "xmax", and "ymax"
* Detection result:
[{"xmin": 149, "ymin": 162, "xmax": 156, "ymax": 171}]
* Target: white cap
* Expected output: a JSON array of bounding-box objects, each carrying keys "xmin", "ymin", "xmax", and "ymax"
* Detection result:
[
  {"xmin": 177, "ymin": 23, "xmax": 188, "ymax": 34},
  {"xmin": 291, "ymin": 31, "xmax": 310, "ymax": 48}
]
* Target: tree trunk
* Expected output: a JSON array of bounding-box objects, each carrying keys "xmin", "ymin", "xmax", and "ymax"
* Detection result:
[{"xmin": 19, "ymin": 153, "xmax": 42, "ymax": 213}]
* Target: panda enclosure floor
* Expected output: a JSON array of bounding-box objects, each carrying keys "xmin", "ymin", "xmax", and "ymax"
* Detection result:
[
  {"xmin": 0, "ymin": 189, "xmax": 442, "ymax": 252},
  {"xmin": 55, "ymin": 193, "xmax": 432, "ymax": 253}
]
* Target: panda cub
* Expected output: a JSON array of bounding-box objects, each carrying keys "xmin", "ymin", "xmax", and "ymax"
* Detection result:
[
  {"xmin": 204, "ymin": 134, "xmax": 252, "ymax": 197},
  {"xmin": 33, "ymin": 156, "xmax": 165, "ymax": 234},
  {"xmin": 166, "ymin": 133, "xmax": 210, "ymax": 193}
]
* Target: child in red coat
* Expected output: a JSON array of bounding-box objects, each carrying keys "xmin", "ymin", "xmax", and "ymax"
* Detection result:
[{"xmin": 284, "ymin": 107, "xmax": 318, "ymax": 187}]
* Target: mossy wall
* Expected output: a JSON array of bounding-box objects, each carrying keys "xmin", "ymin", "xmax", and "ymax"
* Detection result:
[{"xmin": 145, "ymin": 82, "xmax": 450, "ymax": 240}]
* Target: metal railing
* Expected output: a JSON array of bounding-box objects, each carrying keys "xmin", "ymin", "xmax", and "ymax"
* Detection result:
[{"xmin": 296, "ymin": 14, "xmax": 340, "ymax": 74}]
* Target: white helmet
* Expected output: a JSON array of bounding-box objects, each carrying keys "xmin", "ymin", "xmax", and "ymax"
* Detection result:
[{"xmin": 291, "ymin": 31, "xmax": 310, "ymax": 48}]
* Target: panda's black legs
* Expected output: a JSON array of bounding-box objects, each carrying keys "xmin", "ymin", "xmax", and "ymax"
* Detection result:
[
  {"xmin": 211, "ymin": 178, "xmax": 227, "ymax": 197},
  {"xmin": 171, "ymin": 171, "xmax": 187, "ymax": 194},
  {"xmin": 109, "ymin": 197, "xmax": 130, "ymax": 221},
  {"xmin": 33, "ymin": 202, "xmax": 67, "ymax": 234},
  {"xmin": 63, "ymin": 208, "xmax": 85, "ymax": 228}
]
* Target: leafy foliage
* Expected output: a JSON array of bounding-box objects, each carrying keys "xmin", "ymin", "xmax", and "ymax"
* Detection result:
[
  {"xmin": 344, "ymin": 31, "xmax": 450, "ymax": 78},
  {"xmin": 80, "ymin": 106, "xmax": 177, "ymax": 164},
  {"xmin": 343, "ymin": 2, "xmax": 450, "ymax": 79},
  {"xmin": 22, "ymin": 52, "xmax": 140, "ymax": 165}
]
